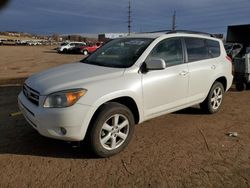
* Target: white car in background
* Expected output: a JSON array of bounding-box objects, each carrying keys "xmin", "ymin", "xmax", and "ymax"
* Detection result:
[
  {"xmin": 18, "ymin": 31, "xmax": 233, "ymax": 157},
  {"xmin": 57, "ymin": 42, "xmax": 86, "ymax": 53}
]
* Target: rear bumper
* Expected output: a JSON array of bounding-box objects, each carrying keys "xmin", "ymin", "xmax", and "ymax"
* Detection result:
[{"xmin": 18, "ymin": 91, "xmax": 91, "ymax": 141}]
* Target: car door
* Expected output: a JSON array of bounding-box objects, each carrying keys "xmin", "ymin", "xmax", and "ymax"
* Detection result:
[
  {"xmin": 184, "ymin": 37, "xmax": 218, "ymax": 102},
  {"xmin": 142, "ymin": 38, "xmax": 189, "ymax": 119}
]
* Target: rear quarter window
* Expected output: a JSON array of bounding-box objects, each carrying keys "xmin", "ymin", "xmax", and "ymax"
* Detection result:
[{"xmin": 206, "ymin": 39, "xmax": 221, "ymax": 58}]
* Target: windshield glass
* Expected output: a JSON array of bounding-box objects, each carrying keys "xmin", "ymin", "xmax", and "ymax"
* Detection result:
[{"xmin": 81, "ymin": 38, "xmax": 153, "ymax": 68}]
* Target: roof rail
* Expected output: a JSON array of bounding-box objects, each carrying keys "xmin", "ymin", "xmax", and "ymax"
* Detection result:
[{"xmin": 166, "ymin": 30, "xmax": 215, "ymax": 37}]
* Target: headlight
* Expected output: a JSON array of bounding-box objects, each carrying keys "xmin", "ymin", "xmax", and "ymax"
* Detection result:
[{"xmin": 43, "ymin": 89, "xmax": 87, "ymax": 108}]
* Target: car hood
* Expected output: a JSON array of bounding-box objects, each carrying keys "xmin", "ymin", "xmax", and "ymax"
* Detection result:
[{"xmin": 25, "ymin": 62, "xmax": 125, "ymax": 95}]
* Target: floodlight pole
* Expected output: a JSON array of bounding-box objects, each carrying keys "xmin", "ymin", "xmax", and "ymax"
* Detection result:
[
  {"xmin": 172, "ymin": 10, "xmax": 176, "ymax": 31},
  {"xmin": 128, "ymin": 0, "xmax": 131, "ymax": 35}
]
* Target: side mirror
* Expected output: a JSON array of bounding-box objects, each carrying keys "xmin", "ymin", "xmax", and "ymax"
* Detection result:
[{"xmin": 145, "ymin": 58, "xmax": 166, "ymax": 71}]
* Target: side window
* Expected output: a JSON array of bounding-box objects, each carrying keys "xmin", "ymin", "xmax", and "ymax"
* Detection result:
[
  {"xmin": 185, "ymin": 38, "xmax": 209, "ymax": 62},
  {"xmin": 206, "ymin": 39, "xmax": 220, "ymax": 58},
  {"xmin": 149, "ymin": 38, "xmax": 183, "ymax": 66}
]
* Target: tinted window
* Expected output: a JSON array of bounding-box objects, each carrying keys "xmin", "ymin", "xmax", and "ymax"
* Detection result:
[
  {"xmin": 149, "ymin": 38, "xmax": 183, "ymax": 66},
  {"xmin": 206, "ymin": 39, "xmax": 220, "ymax": 58},
  {"xmin": 185, "ymin": 38, "xmax": 209, "ymax": 62}
]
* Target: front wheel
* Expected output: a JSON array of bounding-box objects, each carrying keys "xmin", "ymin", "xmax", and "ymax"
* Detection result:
[
  {"xmin": 200, "ymin": 82, "xmax": 224, "ymax": 114},
  {"xmin": 89, "ymin": 102, "xmax": 135, "ymax": 157}
]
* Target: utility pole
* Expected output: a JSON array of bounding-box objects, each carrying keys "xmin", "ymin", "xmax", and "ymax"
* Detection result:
[
  {"xmin": 172, "ymin": 10, "xmax": 176, "ymax": 31},
  {"xmin": 128, "ymin": 0, "xmax": 131, "ymax": 35}
]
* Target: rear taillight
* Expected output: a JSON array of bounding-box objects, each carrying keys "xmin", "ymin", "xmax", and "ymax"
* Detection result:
[{"xmin": 226, "ymin": 56, "xmax": 232, "ymax": 63}]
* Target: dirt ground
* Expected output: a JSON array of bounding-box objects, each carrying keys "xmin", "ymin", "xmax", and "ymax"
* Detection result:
[
  {"xmin": 0, "ymin": 45, "xmax": 83, "ymax": 85},
  {"xmin": 0, "ymin": 46, "xmax": 250, "ymax": 188}
]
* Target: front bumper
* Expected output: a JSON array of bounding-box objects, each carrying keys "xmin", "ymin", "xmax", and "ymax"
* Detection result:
[{"xmin": 18, "ymin": 91, "xmax": 91, "ymax": 141}]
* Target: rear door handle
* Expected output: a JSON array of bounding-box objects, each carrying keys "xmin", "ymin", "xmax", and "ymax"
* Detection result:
[{"xmin": 179, "ymin": 70, "xmax": 189, "ymax": 76}]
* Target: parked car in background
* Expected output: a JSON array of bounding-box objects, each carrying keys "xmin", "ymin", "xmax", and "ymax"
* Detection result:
[
  {"xmin": 57, "ymin": 42, "xmax": 86, "ymax": 53},
  {"xmin": 16, "ymin": 40, "xmax": 28, "ymax": 45},
  {"xmin": 18, "ymin": 31, "xmax": 233, "ymax": 157},
  {"xmin": 2, "ymin": 39, "xmax": 16, "ymax": 45},
  {"xmin": 0, "ymin": 39, "xmax": 3, "ymax": 45},
  {"xmin": 80, "ymin": 42, "xmax": 102, "ymax": 55},
  {"xmin": 27, "ymin": 41, "xmax": 43, "ymax": 46},
  {"xmin": 66, "ymin": 43, "xmax": 87, "ymax": 54}
]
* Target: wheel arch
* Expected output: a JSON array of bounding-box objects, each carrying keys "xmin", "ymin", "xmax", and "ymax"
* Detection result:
[
  {"xmin": 214, "ymin": 76, "xmax": 227, "ymax": 91},
  {"xmin": 82, "ymin": 96, "xmax": 141, "ymax": 141},
  {"xmin": 202, "ymin": 76, "xmax": 228, "ymax": 104},
  {"xmin": 90, "ymin": 96, "xmax": 140, "ymax": 125}
]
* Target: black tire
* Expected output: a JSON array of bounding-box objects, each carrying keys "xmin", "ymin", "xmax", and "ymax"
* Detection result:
[
  {"xmin": 88, "ymin": 102, "xmax": 135, "ymax": 157},
  {"xmin": 246, "ymin": 83, "xmax": 250, "ymax": 90},
  {"xmin": 62, "ymin": 49, "xmax": 67, "ymax": 53},
  {"xmin": 236, "ymin": 82, "xmax": 246, "ymax": 91},
  {"xmin": 200, "ymin": 82, "xmax": 225, "ymax": 114}
]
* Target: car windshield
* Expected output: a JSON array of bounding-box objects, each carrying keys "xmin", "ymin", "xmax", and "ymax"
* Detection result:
[{"xmin": 81, "ymin": 38, "xmax": 153, "ymax": 68}]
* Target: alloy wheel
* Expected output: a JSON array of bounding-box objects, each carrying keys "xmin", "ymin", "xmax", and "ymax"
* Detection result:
[
  {"xmin": 99, "ymin": 114, "xmax": 129, "ymax": 150},
  {"xmin": 211, "ymin": 87, "xmax": 223, "ymax": 110}
]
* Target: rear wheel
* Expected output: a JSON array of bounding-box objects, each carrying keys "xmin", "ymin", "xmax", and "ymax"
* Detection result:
[
  {"xmin": 89, "ymin": 102, "xmax": 135, "ymax": 157},
  {"xmin": 200, "ymin": 82, "xmax": 224, "ymax": 114},
  {"xmin": 236, "ymin": 82, "xmax": 246, "ymax": 91}
]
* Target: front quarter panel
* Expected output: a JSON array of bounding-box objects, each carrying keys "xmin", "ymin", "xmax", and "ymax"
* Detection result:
[{"xmin": 76, "ymin": 68, "xmax": 144, "ymax": 139}]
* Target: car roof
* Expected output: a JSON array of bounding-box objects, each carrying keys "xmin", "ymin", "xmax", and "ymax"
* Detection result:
[
  {"xmin": 126, "ymin": 32, "xmax": 221, "ymax": 42},
  {"xmin": 126, "ymin": 33, "xmax": 165, "ymax": 39}
]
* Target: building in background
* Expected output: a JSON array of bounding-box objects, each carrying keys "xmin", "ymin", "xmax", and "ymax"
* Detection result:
[{"xmin": 98, "ymin": 33, "xmax": 128, "ymax": 42}]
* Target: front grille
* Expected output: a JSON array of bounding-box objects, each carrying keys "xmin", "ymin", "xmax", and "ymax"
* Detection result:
[{"xmin": 23, "ymin": 84, "xmax": 40, "ymax": 106}]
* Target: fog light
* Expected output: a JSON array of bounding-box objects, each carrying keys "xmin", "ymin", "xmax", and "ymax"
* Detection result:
[{"xmin": 60, "ymin": 127, "xmax": 67, "ymax": 135}]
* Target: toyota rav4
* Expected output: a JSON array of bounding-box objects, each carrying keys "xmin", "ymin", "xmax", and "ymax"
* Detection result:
[{"xmin": 18, "ymin": 31, "xmax": 233, "ymax": 157}]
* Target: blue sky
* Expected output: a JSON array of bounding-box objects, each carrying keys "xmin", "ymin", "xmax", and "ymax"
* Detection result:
[{"xmin": 0, "ymin": 0, "xmax": 249, "ymax": 35}]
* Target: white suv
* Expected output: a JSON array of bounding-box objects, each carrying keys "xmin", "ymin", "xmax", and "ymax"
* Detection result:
[
  {"xmin": 57, "ymin": 42, "xmax": 86, "ymax": 53},
  {"xmin": 18, "ymin": 31, "xmax": 233, "ymax": 157}
]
